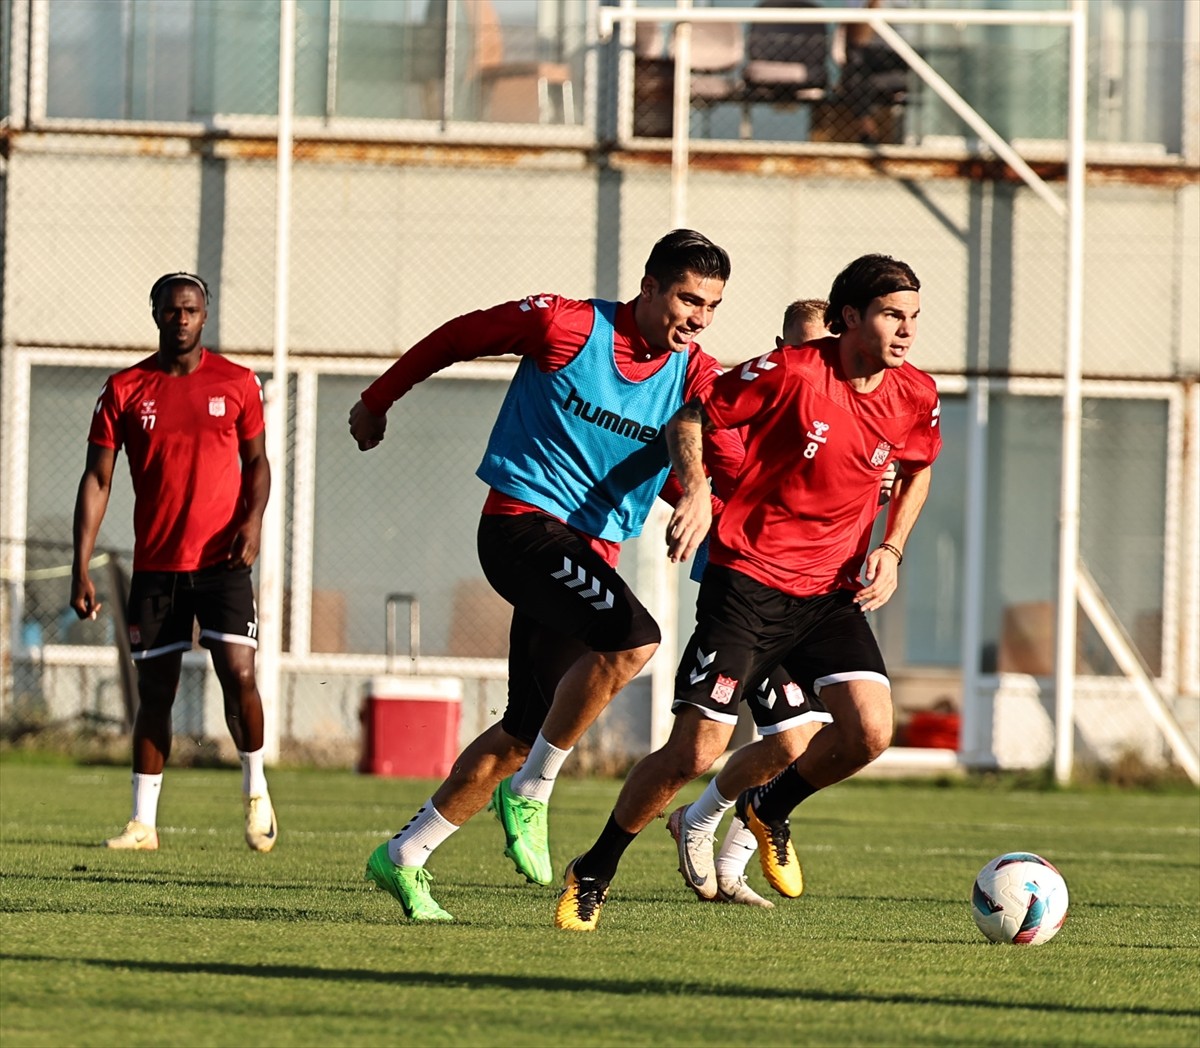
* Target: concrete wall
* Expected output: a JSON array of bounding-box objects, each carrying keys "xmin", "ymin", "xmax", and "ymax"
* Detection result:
[{"xmin": 3, "ymin": 141, "xmax": 1196, "ymax": 380}]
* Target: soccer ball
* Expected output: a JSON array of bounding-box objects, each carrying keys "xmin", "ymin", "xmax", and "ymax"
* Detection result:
[{"xmin": 971, "ymin": 852, "xmax": 1069, "ymax": 945}]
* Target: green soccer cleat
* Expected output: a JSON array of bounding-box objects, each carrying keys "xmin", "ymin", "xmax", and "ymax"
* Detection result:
[
  {"xmin": 488, "ymin": 776, "xmax": 552, "ymax": 885},
  {"xmin": 364, "ymin": 843, "xmax": 454, "ymax": 921}
]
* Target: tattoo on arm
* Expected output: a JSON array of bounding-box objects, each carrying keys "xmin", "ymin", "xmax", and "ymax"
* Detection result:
[{"xmin": 666, "ymin": 399, "xmax": 710, "ymax": 492}]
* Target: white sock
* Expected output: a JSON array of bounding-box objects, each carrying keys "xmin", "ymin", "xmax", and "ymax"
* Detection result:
[
  {"xmin": 509, "ymin": 734, "xmax": 572, "ymax": 803},
  {"xmin": 388, "ymin": 800, "xmax": 459, "ymax": 868},
  {"xmin": 239, "ymin": 749, "xmax": 269, "ymax": 797},
  {"xmin": 716, "ymin": 815, "xmax": 759, "ymax": 882},
  {"xmin": 683, "ymin": 778, "xmax": 734, "ymax": 836},
  {"xmin": 131, "ymin": 772, "xmax": 163, "ymax": 827}
]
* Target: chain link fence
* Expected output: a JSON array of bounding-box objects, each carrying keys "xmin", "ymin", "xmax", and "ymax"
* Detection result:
[{"xmin": 2, "ymin": 0, "xmax": 1196, "ymax": 780}]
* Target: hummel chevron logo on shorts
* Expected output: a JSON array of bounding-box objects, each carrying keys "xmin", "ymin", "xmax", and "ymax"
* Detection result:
[
  {"xmin": 689, "ymin": 649, "xmax": 715, "ymax": 685},
  {"xmin": 551, "ymin": 557, "xmax": 615, "ymax": 610}
]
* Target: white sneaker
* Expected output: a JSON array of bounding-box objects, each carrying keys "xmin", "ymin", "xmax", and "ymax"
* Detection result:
[
  {"xmin": 104, "ymin": 819, "xmax": 159, "ymax": 851},
  {"xmin": 667, "ymin": 804, "xmax": 717, "ymax": 900},
  {"xmin": 244, "ymin": 794, "xmax": 278, "ymax": 852},
  {"xmin": 715, "ymin": 875, "xmax": 775, "ymax": 909}
]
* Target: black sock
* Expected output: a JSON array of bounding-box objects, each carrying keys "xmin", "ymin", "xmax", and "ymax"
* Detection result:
[
  {"xmin": 752, "ymin": 766, "xmax": 819, "ymax": 824},
  {"xmin": 573, "ymin": 813, "xmax": 636, "ymax": 883}
]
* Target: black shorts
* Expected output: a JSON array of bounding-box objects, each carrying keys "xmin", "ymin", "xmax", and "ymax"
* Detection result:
[
  {"xmin": 126, "ymin": 565, "xmax": 258, "ymax": 661},
  {"xmin": 673, "ymin": 565, "xmax": 887, "ymax": 735},
  {"xmin": 477, "ymin": 512, "xmax": 661, "ymax": 743}
]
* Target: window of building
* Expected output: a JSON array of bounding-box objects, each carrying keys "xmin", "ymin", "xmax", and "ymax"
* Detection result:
[
  {"xmin": 42, "ymin": 0, "xmax": 587, "ymax": 128},
  {"xmin": 979, "ymin": 390, "xmax": 1169, "ymax": 678}
]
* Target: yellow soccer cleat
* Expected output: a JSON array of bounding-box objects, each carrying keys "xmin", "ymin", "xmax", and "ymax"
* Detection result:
[
  {"xmin": 554, "ymin": 857, "xmax": 610, "ymax": 932},
  {"xmin": 243, "ymin": 794, "xmax": 278, "ymax": 853},
  {"xmin": 103, "ymin": 819, "xmax": 159, "ymax": 851},
  {"xmin": 738, "ymin": 793, "xmax": 803, "ymax": 898}
]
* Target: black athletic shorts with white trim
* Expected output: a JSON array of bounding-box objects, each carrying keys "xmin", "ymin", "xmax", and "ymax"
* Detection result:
[
  {"xmin": 126, "ymin": 564, "xmax": 259, "ymax": 661},
  {"xmin": 673, "ymin": 565, "xmax": 887, "ymax": 735},
  {"xmin": 477, "ymin": 512, "xmax": 660, "ymax": 744}
]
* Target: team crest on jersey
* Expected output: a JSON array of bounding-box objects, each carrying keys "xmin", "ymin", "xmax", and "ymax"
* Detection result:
[
  {"xmin": 711, "ymin": 674, "xmax": 738, "ymax": 705},
  {"xmin": 208, "ymin": 396, "xmax": 226, "ymax": 417},
  {"xmin": 870, "ymin": 441, "xmax": 892, "ymax": 466},
  {"xmin": 129, "ymin": 625, "xmax": 141, "ymax": 645}
]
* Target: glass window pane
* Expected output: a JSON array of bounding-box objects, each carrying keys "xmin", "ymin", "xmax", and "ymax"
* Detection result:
[
  {"xmin": 981, "ymin": 394, "xmax": 1060, "ymax": 674},
  {"xmin": 25, "ymin": 366, "xmax": 136, "ymax": 647},
  {"xmin": 909, "ymin": 0, "xmax": 1185, "ymax": 154},
  {"xmin": 980, "ymin": 392, "xmax": 1168, "ymax": 677},
  {"xmin": 450, "ymin": 0, "xmax": 582, "ymax": 124},
  {"xmin": 294, "ymin": 0, "xmax": 333, "ymax": 118},
  {"xmin": 47, "ymin": 0, "xmax": 131, "ymax": 120},
  {"xmin": 1089, "ymin": 0, "xmax": 1187, "ymax": 152},
  {"xmin": 1, "ymin": 1, "xmax": 11, "ymax": 121},
  {"xmin": 873, "ymin": 394, "xmax": 969, "ymax": 668},
  {"xmin": 312, "ymin": 374, "xmax": 508, "ymax": 656},
  {"xmin": 333, "ymin": 0, "xmax": 443, "ymax": 120},
  {"xmin": 46, "ymin": 0, "xmax": 194, "ymax": 121},
  {"xmin": 193, "ymin": 1, "xmax": 280, "ymax": 118},
  {"xmin": 1079, "ymin": 397, "xmax": 1168, "ymax": 674}
]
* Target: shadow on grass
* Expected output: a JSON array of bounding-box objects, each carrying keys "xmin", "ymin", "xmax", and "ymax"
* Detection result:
[{"xmin": 2, "ymin": 952, "xmax": 1198, "ymax": 1020}]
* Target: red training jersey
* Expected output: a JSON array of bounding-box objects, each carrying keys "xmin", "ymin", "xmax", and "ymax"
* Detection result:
[
  {"xmin": 88, "ymin": 350, "xmax": 265, "ymax": 572},
  {"xmin": 361, "ymin": 294, "xmax": 744, "ymax": 566},
  {"xmin": 703, "ymin": 340, "xmax": 942, "ymax": 597}
]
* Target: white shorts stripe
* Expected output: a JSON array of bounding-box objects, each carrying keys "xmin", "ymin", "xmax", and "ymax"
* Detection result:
[
  {"xmin": 131, "ymin": 640, "xmax": 193, "ymax": 661},
  {"xmin": 199, "ymin": 630, "xmax": 258, "ymax": 649},
  {"xmin": 755, "ymin": 709, "xmax": 834, "ymax": 736},
  {"xmin": 812, "ymin": 670, "xmax": 890, "ymax": 695},
  {"xmin": 669, "ymin": 698, "xmax": 740, "ymax": 726}
]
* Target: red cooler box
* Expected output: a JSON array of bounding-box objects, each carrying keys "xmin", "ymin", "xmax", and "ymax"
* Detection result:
[{"xmin": 359, "ymin": 676, "xmax": 462, "ymax": 778}]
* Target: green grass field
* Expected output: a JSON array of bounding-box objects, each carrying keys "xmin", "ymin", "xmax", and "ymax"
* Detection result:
[{"xmin": 1, "ymin": 754, "xmax": 1197, "ymax": 1047}]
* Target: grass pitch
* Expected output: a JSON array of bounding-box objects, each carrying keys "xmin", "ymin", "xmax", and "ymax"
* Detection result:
[{"xmin": 1, "ymin": 754, "xmax": 1197, "ymax": 1047}]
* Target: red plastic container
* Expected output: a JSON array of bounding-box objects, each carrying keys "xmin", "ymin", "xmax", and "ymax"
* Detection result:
[
  {"xmin": 904, "ymin": 710, "xmax": 961, "ymax": 750},
  {"xmin": 359, "ymin": 676, "xmax": 462, "ymax": 778}
]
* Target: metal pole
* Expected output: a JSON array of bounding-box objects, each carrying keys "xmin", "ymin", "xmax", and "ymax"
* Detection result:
[
  {"xmin": 256, "ymin": 0, "xmax": 296, "ymax": 765},
  {"xmin": 669, "ymin": 0, "xmax": 693, "ymax": 228},
  {"xmin": 1053, "ymin": 1, "xmax": 1088, "ymax": 784},
  {"xmin": 959, "ymin": 378, "xmax": 990, "ymax": 766}
]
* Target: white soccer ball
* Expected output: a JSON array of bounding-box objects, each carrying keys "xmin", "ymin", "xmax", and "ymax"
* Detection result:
[{"xmin": 971, "ymin": 852, "xmax": 1069, "ymax": 945}]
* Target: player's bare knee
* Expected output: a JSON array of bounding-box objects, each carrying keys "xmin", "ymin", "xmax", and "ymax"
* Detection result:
[
  {"xmin": 217, "ymin": 663, "xmax": 257, "ymax": 701},
  {"xmin": 849, "ymin": 720, "xmax": 892, "ymax": 765},
  {"xmin": 661, "ymin": 737, "xmax": 723, "ymax": 784},
  {"xmin": 602, "ymin": 641, "xmax": 658, "ymax": 683}
]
